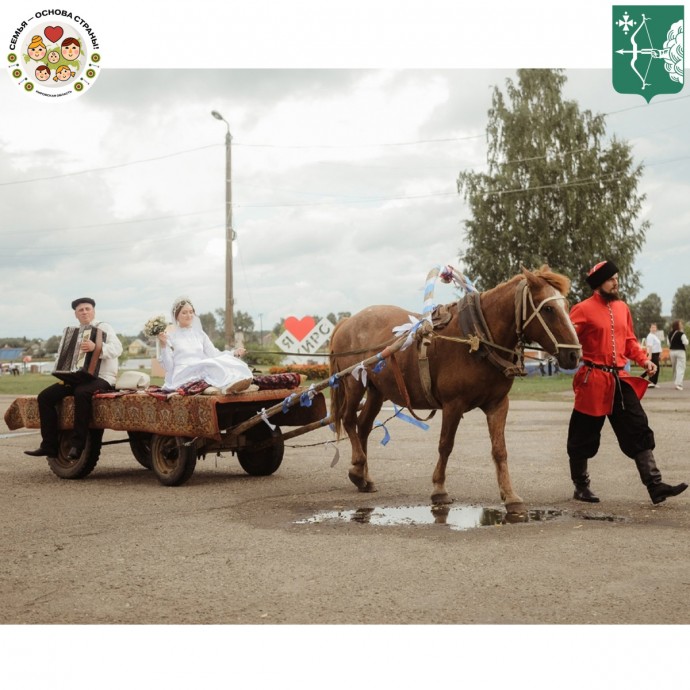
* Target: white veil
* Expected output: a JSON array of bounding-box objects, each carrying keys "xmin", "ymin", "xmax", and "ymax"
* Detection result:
[{"xmin": 171, "ymin": 296, "xmax": 203, "ymax": 333}]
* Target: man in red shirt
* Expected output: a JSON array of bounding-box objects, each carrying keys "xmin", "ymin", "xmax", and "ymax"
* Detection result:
[{"xmin": 567, "ymin": 260, "xmax": 688, "ymax": 504}]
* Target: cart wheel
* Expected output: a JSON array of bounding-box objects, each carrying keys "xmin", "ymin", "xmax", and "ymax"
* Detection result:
[
  {"xmin": 47, "ymin": 429, "xmax": 103, "ymax": 480},
  {"xmin": 150, "ymin": 434, "xmax": 197, "ymax": 486},
  {"xmin": 128, "ymin": 431, "xmax": 153, "ymax": 470},
  {"xmin": 237, "ymin": 424, "xmax": 284, "ymax": 476}
]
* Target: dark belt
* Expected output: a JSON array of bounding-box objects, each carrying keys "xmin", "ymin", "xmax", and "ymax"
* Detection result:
[{"xmin": 583, "ymin": 360, "xmax": 625, "ymax": 373}]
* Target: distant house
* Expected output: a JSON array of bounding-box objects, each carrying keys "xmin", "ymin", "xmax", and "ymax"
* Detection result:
[
  {"xmin": 0, "ymin": 346, "xmax": 24, "ymax": 361},
  {"xmin": 128, "ymin": 338, "xmax": 149, "ymax": 356}
]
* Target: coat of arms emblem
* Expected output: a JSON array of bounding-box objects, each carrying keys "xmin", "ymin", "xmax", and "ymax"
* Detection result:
[{"xmin": 612, "ymin": 5, "xmax": 684, "ymax": 102}]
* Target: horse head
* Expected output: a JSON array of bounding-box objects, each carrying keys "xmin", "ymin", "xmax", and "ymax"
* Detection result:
[{"xmin": 518, "ymin": 265, "xmax": 581, "ymax": 370}]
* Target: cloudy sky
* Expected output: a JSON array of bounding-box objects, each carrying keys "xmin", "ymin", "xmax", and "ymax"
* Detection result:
[{"xmin": 1, "ymin": 1, "xmax": 688, "ymax": 344}]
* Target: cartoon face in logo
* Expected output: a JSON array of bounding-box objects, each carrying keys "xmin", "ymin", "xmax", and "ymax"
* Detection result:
[
  {"xmin": 61, "ymin": 37, "xmax": 81, "ymax": 62},
  {"xmin": 48, "ymin": 50, "xmax": 60, "ymax": 64},
  {"xmin": 54, "ymin": 65, "xmax": 75, "ymax": 82},
  {"xmin": 27, "ymin": 36, "xmax": 47, "ymax": 61},
  {"xmin": 35, "ymin": 64, "xmax": 51, "ymax": 81}
]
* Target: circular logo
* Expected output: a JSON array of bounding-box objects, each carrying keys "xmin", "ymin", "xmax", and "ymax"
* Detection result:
[{"xmin": 6, "ymin": 10, "xmax": 101, "ymax": 101}]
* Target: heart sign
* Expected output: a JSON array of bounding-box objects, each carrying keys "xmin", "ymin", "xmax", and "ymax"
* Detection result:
[
  {"xmin": 284, "ymin": 316, "xmax": 316, "ymax": 342},
  {"xmin": 44, "ymin": 26, "xmax": 64, "ymax": 43}
]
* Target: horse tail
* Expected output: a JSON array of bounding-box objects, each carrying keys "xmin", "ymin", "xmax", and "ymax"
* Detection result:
[{"xmin": 329, "ymin": 318, "xmax": 349, "ymax": 439}]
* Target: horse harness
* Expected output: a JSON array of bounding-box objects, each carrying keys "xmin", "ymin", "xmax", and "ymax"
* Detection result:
[{"xmin": 394, "ymin": 279, "xmax": 578, "ymax": 414}]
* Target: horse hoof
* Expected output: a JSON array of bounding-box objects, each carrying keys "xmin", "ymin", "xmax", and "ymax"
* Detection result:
[
  {"xmin": 431, "ymin": 493, "xmax": 453, "ymax": 505},
  {"xmin": 348, "ymin": 472, "xmax": 376, "ymax": 492},
  {"xmin": 505, "ymin": 502, "xmax": 527, "ymax": 515}
]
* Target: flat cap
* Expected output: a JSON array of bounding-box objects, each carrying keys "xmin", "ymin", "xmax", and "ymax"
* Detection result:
[{"xmin": 71, "ymin": 297, "xmax": 96, "ymax": 310}]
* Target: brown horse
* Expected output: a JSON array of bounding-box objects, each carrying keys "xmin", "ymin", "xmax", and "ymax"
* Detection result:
[{"xmin": 329, "ymin": 266, "xmax": 581, "ymax": 512}]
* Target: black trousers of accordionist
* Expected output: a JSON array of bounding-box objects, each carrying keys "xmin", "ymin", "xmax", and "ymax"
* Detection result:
[
  {"xmin": 37, "ymin": 379, "xmax": 112, "ymax": 453},
  {"xmin": 567, "ymin": 379, "xmax": 656, "ymax": 462}
]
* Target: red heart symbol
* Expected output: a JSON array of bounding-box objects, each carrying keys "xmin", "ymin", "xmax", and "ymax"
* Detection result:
[
  {"xmin": 44, "ymin": 26, "xmax": 64, "ymax": 44},
  {"xmin": 284, "ymin": 316, "xmax": 316, "ymax": 342}
]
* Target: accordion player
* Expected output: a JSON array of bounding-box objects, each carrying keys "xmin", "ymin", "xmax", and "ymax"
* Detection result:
[{"xmin": 52, "ymin": 325, "xmax": 107, "ymax": 384}]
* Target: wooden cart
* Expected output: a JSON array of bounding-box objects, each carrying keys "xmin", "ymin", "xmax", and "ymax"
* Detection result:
[{"xmin": 4, "ymin": 386, "xmax": 328, "ymax": 486}]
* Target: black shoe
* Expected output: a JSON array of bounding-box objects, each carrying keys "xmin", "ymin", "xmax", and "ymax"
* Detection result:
[
  {"xmin": 573, "ymin": 487, "xmax": 600, "ymax": 503},
  {"xmin": 24, "ymin": 447, "xmax": 51, "ymax": 457},
  {"xmin": 648, "ymin": 482, "xmax": 688, "ymax": 505},
  {"xmin": 67, "ymin": 447, "xmax": 83, "ymax": 460}
]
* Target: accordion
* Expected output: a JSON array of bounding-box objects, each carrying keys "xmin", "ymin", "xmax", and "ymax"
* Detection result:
[{"xmin": 53, "ymin": 325, "xmax": 107, "ymax": 384}]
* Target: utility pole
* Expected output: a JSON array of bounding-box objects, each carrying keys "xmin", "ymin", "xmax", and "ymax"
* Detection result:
[{"xmin": 211, "ymin": 110, "xmax": 235, "ymax": 349}]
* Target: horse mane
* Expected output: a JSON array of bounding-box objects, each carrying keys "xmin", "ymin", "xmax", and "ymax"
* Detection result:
[
  {"xmin": 532, "ymin": 265, "xmax": 571, "ymax": 296},
  {"xmin": 486, "ymin": 265, "xmax": 570, "ymax": 297}
]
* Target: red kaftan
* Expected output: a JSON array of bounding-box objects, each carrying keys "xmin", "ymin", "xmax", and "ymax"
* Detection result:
[{"xmin": 570, "ymin": 292, "xmax": 649, "ymax": 416}]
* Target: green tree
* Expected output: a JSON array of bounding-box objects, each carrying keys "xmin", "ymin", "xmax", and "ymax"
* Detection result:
[
  {"xmin": 671, "ymin": 285, "xmax": 690, "ymax": 321},
  {"xmin": 630, "ymin": 293, "xmax": 664, "ymax": 339},
  {"xmin": 198, "ymin": 312, "xmax": 217, "ymax": 340},
  {"xmin": 457, "ymin": 69, "xmax": 648, "ymax": 303},
  {"xmin": 43, "ymin": 335, "xmax": 61, "ymax": 354}
]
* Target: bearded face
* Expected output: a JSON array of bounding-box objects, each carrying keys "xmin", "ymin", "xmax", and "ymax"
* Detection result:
[{"xmin": 597, "ymin": 275, "xmax": 620, "ymax": 302}]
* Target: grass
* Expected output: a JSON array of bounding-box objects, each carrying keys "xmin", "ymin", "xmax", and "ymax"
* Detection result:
[{"xmin": 0, "ymin": 365, "xmax": 679, "ymax": 400}]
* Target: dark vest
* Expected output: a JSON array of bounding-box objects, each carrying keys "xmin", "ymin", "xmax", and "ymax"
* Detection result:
[{"xmin": 669, "ymin": 330, "xmax": 686, "ymax": 351}]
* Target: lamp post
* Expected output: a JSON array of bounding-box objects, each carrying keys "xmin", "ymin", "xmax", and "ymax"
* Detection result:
[{"xmin": 211, "ymin": 110, "xmax": 235, "ymax": 349}]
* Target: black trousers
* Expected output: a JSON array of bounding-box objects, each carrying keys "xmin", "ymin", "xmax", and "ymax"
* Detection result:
[
  {"xmin": 649, "ymin": 352, "xmax": 660, "ymax": 385},
  {"xmin": 37, "ymin": 378, "xmax": 112, "ymax": 453},
  {"xmin": 567, "ymin": 379, "xmax": 655, "ymax": 461}
]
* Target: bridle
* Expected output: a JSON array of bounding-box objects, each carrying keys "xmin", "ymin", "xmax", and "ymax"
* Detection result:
[{"xmin": 514, "ymin": 279, "xmax": 581, "ymax": 358}]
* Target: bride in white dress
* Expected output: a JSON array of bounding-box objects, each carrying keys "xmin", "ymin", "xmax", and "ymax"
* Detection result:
[{"xmin": 157, "ymin": 297, "xmax": 253, "ymax": 393}]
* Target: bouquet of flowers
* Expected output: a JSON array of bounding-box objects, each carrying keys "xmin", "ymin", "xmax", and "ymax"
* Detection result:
[{"xmin": 143, "ymin": 315, "xmax": 168, "ymax": 338}]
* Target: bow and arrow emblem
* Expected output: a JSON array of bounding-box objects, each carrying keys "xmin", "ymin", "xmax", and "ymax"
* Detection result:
[{"xmin": 615, "ymin": 13, "xmax": 662, "ymax": 90}]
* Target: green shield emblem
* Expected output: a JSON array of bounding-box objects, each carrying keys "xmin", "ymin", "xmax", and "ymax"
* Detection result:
[{"xmin": 613, "ymin": 5, "xmax": 684, "ymax": 102}]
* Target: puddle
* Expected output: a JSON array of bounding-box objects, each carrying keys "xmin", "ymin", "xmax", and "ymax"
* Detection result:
[{"xmin": 296, "ymin": 504, "xmax": 626, "ymax": 531}]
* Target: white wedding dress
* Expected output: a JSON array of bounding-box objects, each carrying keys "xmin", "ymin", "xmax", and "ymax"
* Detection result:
[{"xmin": 158, "ymin": 326, "xmax": 253, "ymax": 391}]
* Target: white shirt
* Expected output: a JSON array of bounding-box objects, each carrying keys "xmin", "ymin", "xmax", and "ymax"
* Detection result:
[
  {"xmin": 90, "ymin": 320, "xmax": 123, "ymax": 385},
  {"xmin": 645, "ymin": 331, "xmax": 662, "ymax": 354}
]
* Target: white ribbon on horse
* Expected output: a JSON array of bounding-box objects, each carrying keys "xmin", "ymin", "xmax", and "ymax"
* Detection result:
[
  {"xmin": 392, "ymin": 314, "xmax": 425, "ymax": 350},
  {"xmin": 351, "ymin": 361, "xmax": 368, "ymax": 387},
  {"xmin": 326, "ymin": 440, "xmax": 340, "ymax": 467},
  {"xmin": 258, "ymin": 407, "xmax": 277, "ymax": 430}
]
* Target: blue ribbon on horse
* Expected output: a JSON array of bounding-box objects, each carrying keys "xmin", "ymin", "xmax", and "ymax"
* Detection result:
[
  {"xmin": 393, "ymin": 404, "xmax": 430, "ymax": 431},
  {"xmin": 282, "ymin": 393, "xmax": 298, "ymax": 415},
  {"xmin": 300, "ymin": 384, "xmax": 316, "ymax": 407},
  {"xmin": 328, "ymin": 374, "xmax": 340, "ymax": 389},
  {"xmin": 372, "ymin": 353, "xmax": 386, "ymax": 373},
  {"xmin": 373, "ymin": 421, "xmax": 391, "ymax": 446}
]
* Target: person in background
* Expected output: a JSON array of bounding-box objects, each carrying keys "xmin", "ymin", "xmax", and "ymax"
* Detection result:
[
  {"xmin": 566, "ymin": 261, "xmax": 687, "ymax": 505},
  {"xmin": 668, "ymin": 319, "xmax": 688, "ymax": 391},
  {"xmin": 644, "ymin": 323, "xmax": 662, "ymax": 387},
  {"xmin": 25, "ymin": 298, "xmax": 123, "ymax": 460}
]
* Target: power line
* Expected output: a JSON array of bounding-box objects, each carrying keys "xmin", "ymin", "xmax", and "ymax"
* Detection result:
[{"xmin": 0, "ymin": 143, "xmax": 221, "ymax": 187}]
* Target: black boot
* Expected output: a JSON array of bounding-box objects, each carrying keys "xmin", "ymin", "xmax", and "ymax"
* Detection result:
[
  {"xmin": 570, "ymin": 456, "xmax": 600, "ymax": 503},
  {"xmin": 634, "ymin": 450, "xmax": 689, "ymax": 505}
]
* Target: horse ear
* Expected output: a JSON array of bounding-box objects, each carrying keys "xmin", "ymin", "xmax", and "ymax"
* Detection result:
[{"xmin": 521, "ymin": 265, "xmax": 542, "ymax": 288}]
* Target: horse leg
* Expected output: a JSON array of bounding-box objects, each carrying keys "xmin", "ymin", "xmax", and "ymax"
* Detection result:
[
  {"xmin": 484, "ymin": 396, "xmax": 525, "ymax": 513},
  {"xmin": 350, "ymin": 385, "xmax": 384, "ymax": 492},
  {"xmin": 340, "ymin": 380, "xmax": 376, "ymax": 493},
  {"xmin": 431, "ymin": 403, "xmax": 464, "ymax": 505}
]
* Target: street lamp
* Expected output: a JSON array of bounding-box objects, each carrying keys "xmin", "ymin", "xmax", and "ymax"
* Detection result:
[{"xmin": 211, "ymin": 110, "xmax": 235, "ymax": 349}]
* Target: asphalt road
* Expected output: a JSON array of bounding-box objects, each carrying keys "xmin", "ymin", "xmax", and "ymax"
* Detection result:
[{"xmin": 2, "ymin": 387, "xmax": 689, "ymax": 687}]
